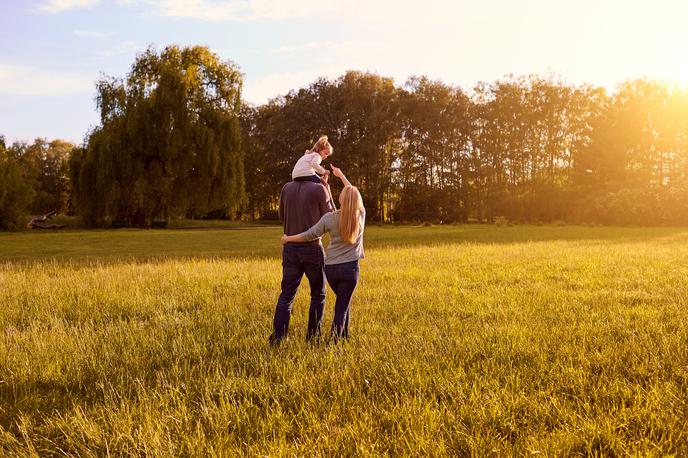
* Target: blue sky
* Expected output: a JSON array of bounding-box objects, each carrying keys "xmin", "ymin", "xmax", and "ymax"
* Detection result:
[{"xmin": 2, "ymin": 0, "xmax": 688, "ymax": 144}]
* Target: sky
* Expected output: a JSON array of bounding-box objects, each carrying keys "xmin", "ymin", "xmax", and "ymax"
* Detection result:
[{"xmin": 2, "ymin": 0, "xmax": 688, "ymax": 144}]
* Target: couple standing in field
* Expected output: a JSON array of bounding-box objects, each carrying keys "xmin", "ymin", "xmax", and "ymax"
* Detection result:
[{"xmin": 269, "ymin": 136, "xmax": 366, "ymax": 346}]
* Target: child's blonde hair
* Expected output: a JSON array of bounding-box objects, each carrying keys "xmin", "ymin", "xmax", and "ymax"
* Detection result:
[
  {"xmin": 338, "ymin": 186, "xmax": 364, "ymax": 244},
  {"xmin": 308, "ymin": 135, "xmax": 333, "ymax": 156}
]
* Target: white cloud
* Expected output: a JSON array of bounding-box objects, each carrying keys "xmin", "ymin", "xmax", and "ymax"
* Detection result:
[
  {"xmin": 240, "ymin": 0, "xmax": 348, "ymax": 20},
  {"xmin": 141, "ymin": 0, "xmax": 376, "ymax": 21},
  {"xmin": 243, "ymin": 69, "xmax": 326, "ymax": 104},
  {"xmin": 74, "ymin": 29, "xmax": 113, "ymax": 38},
  {"xmin": 242, "ymin": 46, "xmax": 405, "ymax": 105},
  {"xmin": 36, "ymin": 0, "xmax": 134, "ymax": 13},
  {"xmin": 97, "ymin": 40, "xmax": 140, "ymax": 59},
  {"xmin": 242, "ymin": 36, "xmax": 444, "ymax": 104},
  {"xmin": 34, "ymin": 0, "xmax": 450, "ymax": 22},
  {"xmin": 142, "ymin": 0, "xmax": 249, "ymax": 21},
  {"xmin": 0, "ymin": 63, "xmax": 95, "ymax": 96},
  {"xmin": 35, "ymin": 0, "xmax": 102, "ymax": 13},
  {"xmin": 272, "ymin": 41, "xmax": 357, "ymax": 56}
]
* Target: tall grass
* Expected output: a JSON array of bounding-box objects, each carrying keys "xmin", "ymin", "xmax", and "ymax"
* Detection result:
[{"xmin": 1, "ymin": 226, "xmax": 687, "ymax": 455}]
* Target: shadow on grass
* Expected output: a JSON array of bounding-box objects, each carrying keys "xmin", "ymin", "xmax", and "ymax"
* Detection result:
[
  {"xmin": 2, "ymin": 225, "xmax": 688, "ymax": 266},
  {"xmin": 0, "ymin": 377, "xmax": 103, "ymax": 435}
]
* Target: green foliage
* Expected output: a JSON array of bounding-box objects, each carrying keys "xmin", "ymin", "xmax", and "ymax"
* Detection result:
[
  {"xmin": 71, "ymin": 45, "xmax": 245, "ymax": 227},
  {"xmin": 240, "ymin": 71, "xmax": 402, "ymax": 222},
  {"xmin": 0, "ymin": 139, "xmax": 35, "ymax": 230},
  {"xmin": 398, "ymin": 77, "xmax": 471, "ymax": 223},
  {"xmin": 5, "ymin": 64, "xmax": 688, "ymax": 228},
  {"xmin": 9, "ymin": 138, "xmax": 74, "ymax": 214},
  {"xmin": 242, "ymin": 73, "xmax": 688, "ymax": 226},
  {"xmin": 494, "ymin": 215, "xmax": 508, "ymax": 226},
  {"xmin": 1, "ymin": 226, "xmax": 687, "ymax": 454}
]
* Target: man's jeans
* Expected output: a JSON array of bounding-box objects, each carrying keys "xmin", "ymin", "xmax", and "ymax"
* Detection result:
[{"xmin": 271, "ymin": 244, "xmax": 326, "ymax": 343}]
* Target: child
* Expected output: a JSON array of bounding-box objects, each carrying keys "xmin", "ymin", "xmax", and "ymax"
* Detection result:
[{"xmin": 292, "ymin": 136, "xmax": 333, "ymax": 184}]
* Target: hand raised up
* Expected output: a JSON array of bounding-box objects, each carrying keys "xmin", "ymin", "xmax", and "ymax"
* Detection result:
[
  {"xmin": 331, "ymin": 165, "xmax": 343, "ymax": 178},
  {"xmin": 330, "ymin": 164, "xmax": 352, "ymax": 187}
]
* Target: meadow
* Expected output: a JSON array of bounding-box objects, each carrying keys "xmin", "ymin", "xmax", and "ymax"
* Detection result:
[{"xmin": 1, "ymin": 224, "xmax": 687, "ymax": 456}]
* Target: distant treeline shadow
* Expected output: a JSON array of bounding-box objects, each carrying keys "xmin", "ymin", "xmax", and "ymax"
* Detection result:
[{"xmin": 2, "ymin": 224, "xmax": 688, "ymax": 267}]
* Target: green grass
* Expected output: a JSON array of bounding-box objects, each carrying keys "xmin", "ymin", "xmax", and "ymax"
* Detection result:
[{"xmin": 1, "ymin": 225, "xmax": 687, "ymax": 455}]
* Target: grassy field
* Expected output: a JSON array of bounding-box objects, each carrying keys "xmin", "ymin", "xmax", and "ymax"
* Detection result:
[{"xmin": 1, "ymin": 225, "xmax": 687, "ymax": 455}]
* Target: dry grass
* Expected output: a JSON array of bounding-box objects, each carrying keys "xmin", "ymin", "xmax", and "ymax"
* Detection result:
[{"xmin": 1, "ymin": 225, "xmax": 687, "ymax": 455}]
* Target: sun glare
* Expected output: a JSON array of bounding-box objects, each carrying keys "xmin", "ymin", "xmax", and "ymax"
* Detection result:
[{"xmin": 673, "ymin": 61, "xmax": 688, "ymax": 86}]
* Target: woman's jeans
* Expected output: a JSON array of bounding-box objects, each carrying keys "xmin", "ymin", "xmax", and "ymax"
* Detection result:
[{"xmin": 324, "ymin": 260, "xmax": 360, "ymax": 343}]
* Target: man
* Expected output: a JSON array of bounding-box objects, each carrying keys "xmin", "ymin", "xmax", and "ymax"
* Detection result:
[{"xmin": 270, "ymin": 174, "xmax": 334, "ymax": 344}]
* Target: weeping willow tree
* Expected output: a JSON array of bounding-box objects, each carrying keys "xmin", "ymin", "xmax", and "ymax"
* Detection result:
[{"xmin": 71, "ymin": 45, "xmax": 245, "ymax": 227}]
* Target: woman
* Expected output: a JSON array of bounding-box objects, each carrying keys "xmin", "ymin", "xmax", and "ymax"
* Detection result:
[{"xmin": 281, "ymin": 165, "xmax": 365, "ymax": 343}]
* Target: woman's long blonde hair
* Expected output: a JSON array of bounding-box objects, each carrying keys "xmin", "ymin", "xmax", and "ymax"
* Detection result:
[{"xmin": 338, "ymin": 186, "xmax": 364, "ymax": 244}]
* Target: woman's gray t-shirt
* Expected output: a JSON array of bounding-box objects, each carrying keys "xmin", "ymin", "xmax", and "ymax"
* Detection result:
[{"xmin": 298, "ymin": 210, "xmax": 365, "ymax": 265}]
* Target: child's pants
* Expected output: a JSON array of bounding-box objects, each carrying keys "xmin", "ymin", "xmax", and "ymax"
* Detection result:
[{"xmin": 293, "ymin": 174, "xmax": 323, "ymax": 184}]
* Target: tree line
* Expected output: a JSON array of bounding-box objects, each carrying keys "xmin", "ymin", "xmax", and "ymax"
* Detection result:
[
  {"xmin": 3, "ymin": 45, "xmax": 688, "ymax": 229},
  {"xmin": 0, "ymin": 137, "xmax": 72, "ymax": 229},
  {"xmin": 242, "ymin": 73, "xmax": 688, "ymax": 225}
]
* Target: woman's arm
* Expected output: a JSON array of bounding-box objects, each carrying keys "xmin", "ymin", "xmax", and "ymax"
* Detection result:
[
  {"xmin": 281, "ymin": 233, "xmax": 305, "ymax": 244},
  {"xmin": 331, "ymin": 165, "xmax": 352, "ymax": 187},
  {"xmin": 281, "ymin": 214, "xmax": 330, "ymax": 245}
]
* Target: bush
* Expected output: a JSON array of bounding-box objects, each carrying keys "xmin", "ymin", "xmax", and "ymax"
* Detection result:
[
  {"xmin": 494, "ymin": 216, "xmax": 508, "ymax": 227},
  {"xmin": 0, "ymin": 151, "xmax": 35, "ymax": 230},
  {"xmin": 260, "ymin": 209, "xmax": 279, "ymax": 221}
]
